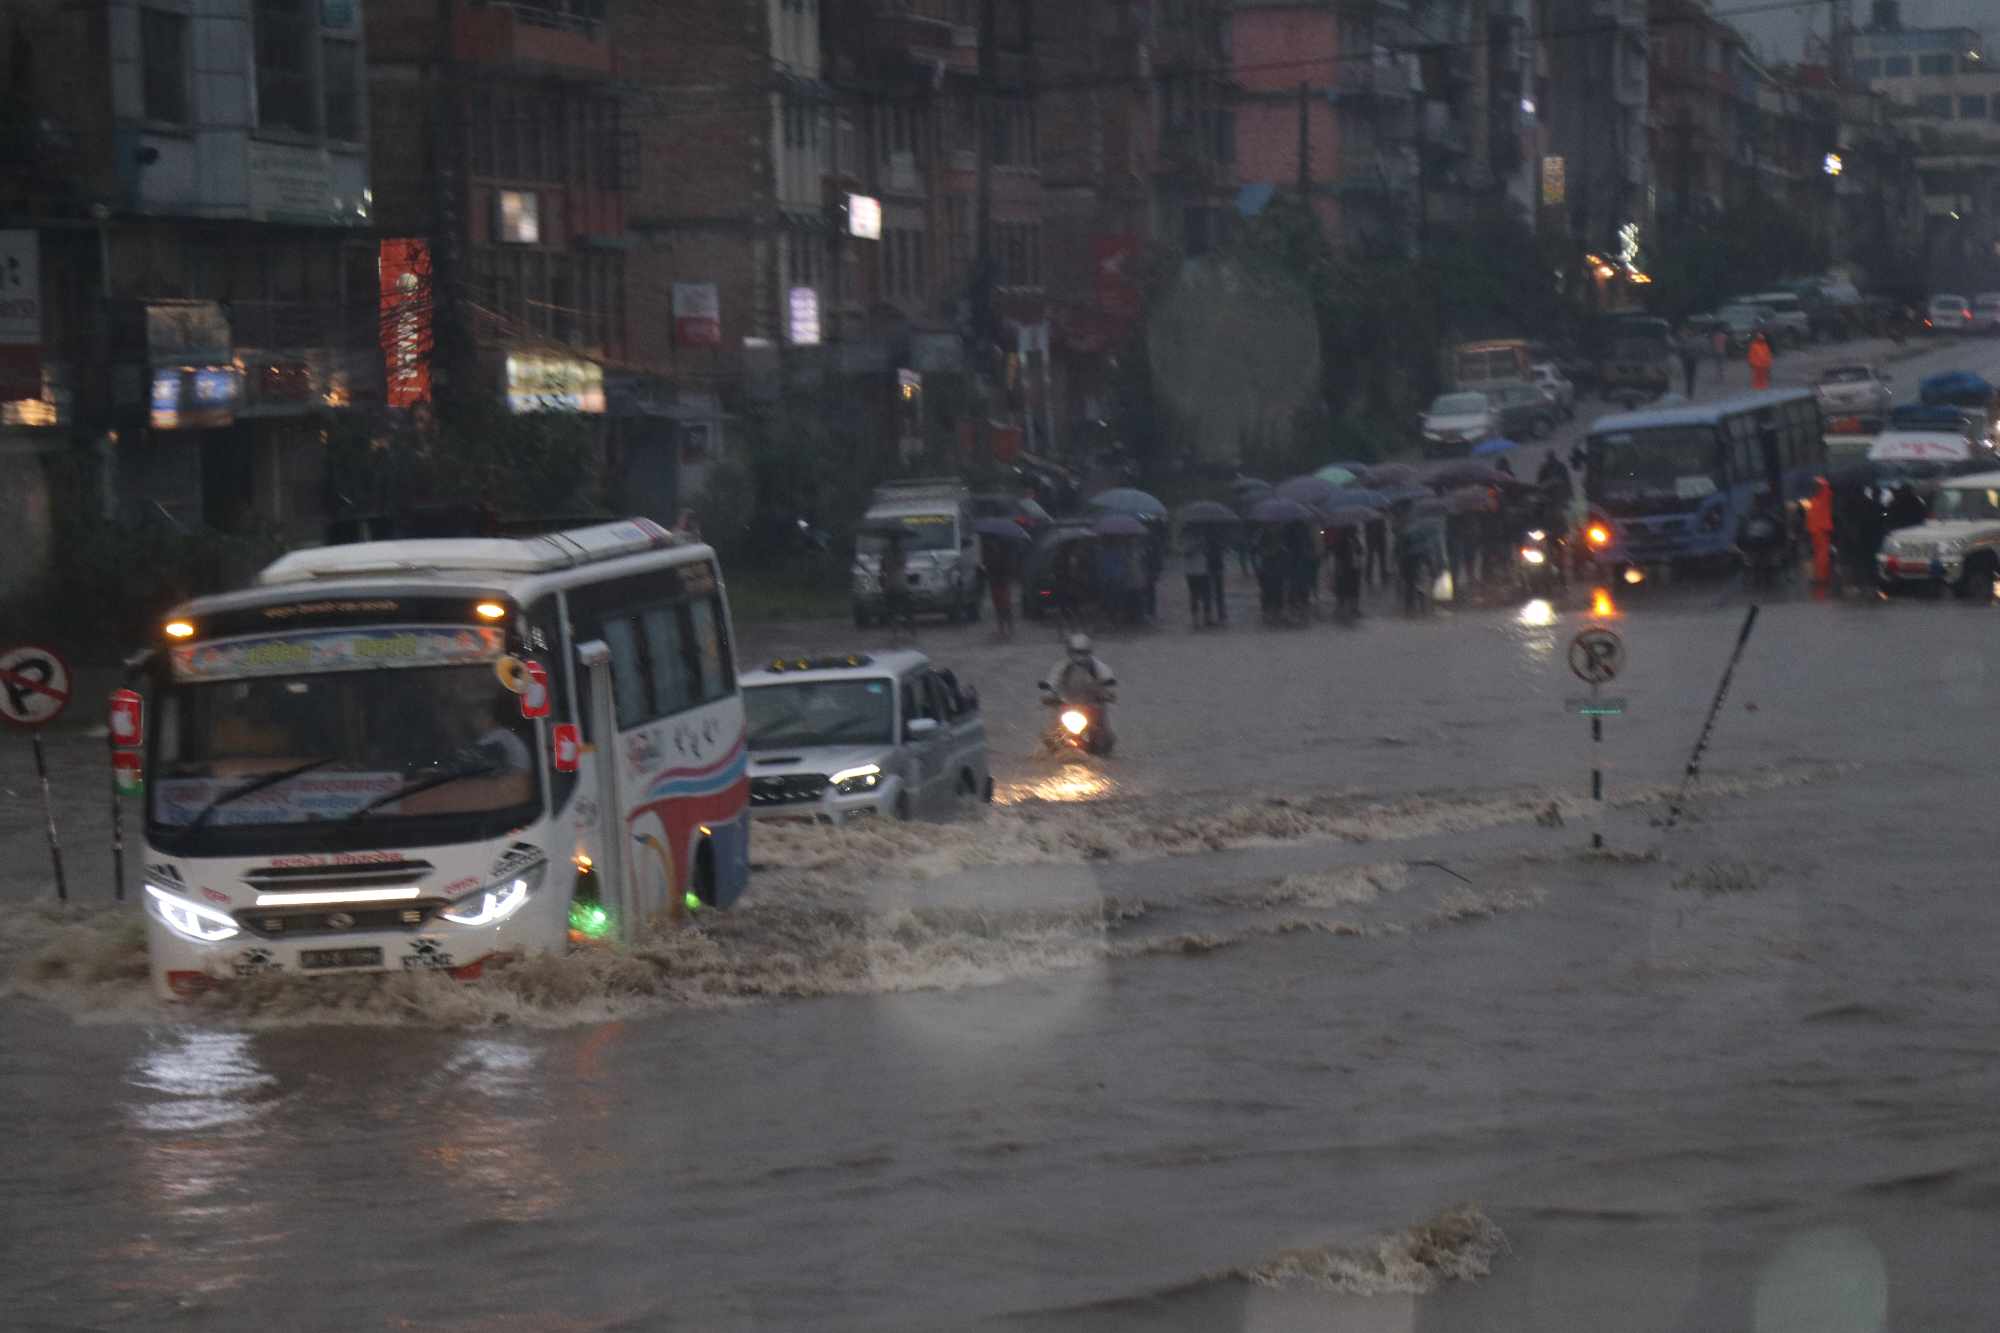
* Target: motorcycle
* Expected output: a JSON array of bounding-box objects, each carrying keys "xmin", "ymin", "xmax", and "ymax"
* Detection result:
[
  {"xmin": 1516, "ymin": 527, "xmax": 1567, "ymax": 598},
  {"xmin": 1038, "ymin": 682, "xmax": 1115, "ymax": 757}
]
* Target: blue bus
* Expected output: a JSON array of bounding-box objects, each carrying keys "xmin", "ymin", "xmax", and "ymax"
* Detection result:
[{"xmin": 1584, "ymin": 388, "xmax": 1825, "ymax": 571}]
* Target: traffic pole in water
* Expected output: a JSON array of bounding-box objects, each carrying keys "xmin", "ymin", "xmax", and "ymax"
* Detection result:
[
  {"xmin": 1663, "ymin": 604, "xmax": 1760, "ymax": 830},
  {"xmin": 32, "ymin": 733, "xmax": 68, "ymax": 902},
  {"xmin": 1590, "ymin": 683, "xmax": 1603, "ymax": 850},
  {"xmin": 107, "ymin": 730, "xmax": 125, "ymax": 901}
]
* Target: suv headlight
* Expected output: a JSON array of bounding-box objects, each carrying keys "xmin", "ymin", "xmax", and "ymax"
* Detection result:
[
  {"xmin": 145, "ymin": 883, "xmax": 241, "ymax": 943},
  {"xmin": 441, "ymin": 860, "xmax": 546, "ymax": 927},
  {"xmin": 830, "ymin": 763, "xmax": 882, "ymax": 795}
]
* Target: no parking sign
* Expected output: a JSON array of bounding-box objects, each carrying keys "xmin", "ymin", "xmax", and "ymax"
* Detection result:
[{"xmin": 1, "ymin": 643, "xmax": 72, "ymax": 901}]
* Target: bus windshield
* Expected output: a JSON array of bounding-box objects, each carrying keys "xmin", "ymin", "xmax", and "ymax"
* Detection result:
[
  {"xmin": 149, "ymin": 662, "xmax": 539, "ymax": 846},
  {"xmin": 1592, "ymin": 427, "xmax": 1723, "ymax": 501},
  {"xmin": 746, "ymin": 678, "xmax": 895, "ymax": 749}
]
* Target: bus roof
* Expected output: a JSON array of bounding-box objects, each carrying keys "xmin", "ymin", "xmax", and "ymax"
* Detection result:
[
  {"xmin": 1589, "ymin": 388, "xmax": 1817, "ymax": 435},
  {"xmin": 256, "ymin": 518, "xmax": 686, "ymax": 586}
]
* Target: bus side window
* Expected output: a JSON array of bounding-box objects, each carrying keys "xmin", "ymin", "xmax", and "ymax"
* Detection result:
[
  {"xmin": 600, "ymin": 618, "xmax": 650, "ymax": 730},
  {"xmin": 687, "ymin": 596, "xmax": 735, "ymax": 704},
  {"xmin": 640, "ymin": 606, "xmax": 695, "ymax": 716}
]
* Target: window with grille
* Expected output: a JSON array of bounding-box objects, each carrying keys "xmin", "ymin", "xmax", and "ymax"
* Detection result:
[
  {"xmin": 254, "ymin": 0, "xmax": 316, "ymax": 133},
  {"xmin": 142, "ymin": 9, "xmax": 190, "ymax": 126}
]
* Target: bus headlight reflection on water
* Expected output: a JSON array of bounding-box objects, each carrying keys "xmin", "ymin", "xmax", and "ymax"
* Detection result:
[
  {"xmin": 441, "ymin": 862, "xmax": 545, "ymax": 927},
  {"xmin": 144, "ymin": 883, "xmax": 242, "ymax": 944}
]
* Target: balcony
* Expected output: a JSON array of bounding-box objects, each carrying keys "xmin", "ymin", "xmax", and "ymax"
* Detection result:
[
  {"xmin": 865, "ymin": 8, "xmax": 978, "ymax": 78},
  {"xmin": 454, "ymin": 0, "xmax": 612, "ymax": 77}
]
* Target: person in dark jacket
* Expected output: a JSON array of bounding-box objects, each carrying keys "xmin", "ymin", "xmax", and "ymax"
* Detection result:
[
  {"xmin": 1886, "ymin": 481, "xmax": 1928, "ymax": 533},
  {"xmin": 1204, "ymin": 530, "xmax": 1230, "ymax": 624}
]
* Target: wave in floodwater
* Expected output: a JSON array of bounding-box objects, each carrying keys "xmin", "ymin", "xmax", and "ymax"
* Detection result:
[
  {"xmin": 1219, "ymin": 1204, "xmax": 1508, "ymax": 1297},
  {"xmin": 1, "ymin": 765, "xmax": 1839, "ymax": 1029}
]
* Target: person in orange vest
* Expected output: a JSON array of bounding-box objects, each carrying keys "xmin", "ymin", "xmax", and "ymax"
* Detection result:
[
  {"xmin": 1747, "ymin": 331, "xmax": 1774, "ymax": 391},
  {"xmin": 1804, "ymin": 474, "xmax": 1835, "ymax": 584}
]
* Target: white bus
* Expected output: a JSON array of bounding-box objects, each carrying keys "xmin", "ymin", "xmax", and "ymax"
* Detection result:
[{"xmin": 131, "ymin": 518, "xmax": 750, "ymax": 999}]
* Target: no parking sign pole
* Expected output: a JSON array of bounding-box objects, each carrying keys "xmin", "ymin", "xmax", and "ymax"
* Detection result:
[
  {"xmin": 109, "ymin": 689, "xmax": 144, "ymax": 902},
  {"xmin": 1566, "ymin": 626, "xmax": 1627, "ymax": 850},
  {"xmin": 1, "ymin": 644, "xmax": 74, "ymax": 901}
]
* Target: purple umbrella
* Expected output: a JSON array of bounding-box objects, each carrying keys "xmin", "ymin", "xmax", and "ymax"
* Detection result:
[
  {"xmin": 1321, "ymin": 505, "xmax": 1381, "ymax": 529},
  {"xmin": 1248, "ymin": 496, "xmax": 1317, "ymax": 524},
  {"xmin": 1176, "ymin": 499, "xmax": 1241, "ymax": 526}
]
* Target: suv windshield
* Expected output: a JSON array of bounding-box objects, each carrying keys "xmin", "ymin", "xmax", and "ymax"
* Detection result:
[
  {"xmin": 858, "ymin": 515, "xmax": 957, "ymax": 553},
  {"xmin": 1932, "ymin": 485, "xmax": 2000, "ymax": 521},
  {"xmin": 1432, "ymin": 393, "xmax": 1488, "ymax": 415},
  {"xmin": 746, "ymin": 678, "xmax": 896, "ymax": 748},
  {"xmin": 148, "ymin": 663, "xmax": 538, "ymax": 843},
  {"xmin": 1820, "ymin": 367, "xmax": 1872, "ymax": 383}
]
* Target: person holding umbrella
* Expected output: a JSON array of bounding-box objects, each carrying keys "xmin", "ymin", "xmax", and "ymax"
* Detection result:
[{"xmin": 1176, "ymin": 531, "xmax": 1212, "ymax": 626}]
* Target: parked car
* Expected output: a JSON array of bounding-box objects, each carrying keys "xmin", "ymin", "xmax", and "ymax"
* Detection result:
[
  {"xmin": 1710, "ymin": 304, "xmax": 1774, "ymax": 350},
  {"xmin": 1972, "ymin": 293, "xmax": 2000, "ymax": 335},
  {"xmin": 1814, "ymin": 364, "xmax": 1893, "ymax": 417},
  {"xmin": 1419, "ymin": 390, "xmax": 1497, "ymax": 456},
  {"xmin": 1732, "ymin": 291, "xmax": 1812, "ymax": 347},
  {"xmin": 1530, "ymin": 361, "xmax": 1575, "ymax": 418},
  {"xmin": 743, "ymin": 649, "xmax": 992, "ymax": 822},
  {"xmin": 1489, "ymin": 381, "xmax": 1559, "ymax": 439},
  {"xmin": 1926, "ymin": 294, "xmax": 1974, "ymax": 333}
]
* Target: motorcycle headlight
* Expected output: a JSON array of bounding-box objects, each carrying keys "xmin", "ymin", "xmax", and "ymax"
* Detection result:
[
  {"xmin": 145, "ymin": 883, "xmax": 241, "ymax": 944},
  {"xmin": 1060, "ymin": 709, "xmax": 1089, "ymax": 736},
  {"xmin": 1519, "ymin": 547, "xmax": 1547, "ymax": 565},
  {"xmin": 830, "ymin": 763, "xmax": 882, "ymax": 795},
  {"xmin": 1586, "ymin": 524, "xmax": 1611, "ymax": 549},
  {"xmin": 1527, "ymin": 529, "xmax": 1546, "ymax": 541},
  {"xmin": 441, "ymin": 860, "xmax": 545, "ymax": 927}
]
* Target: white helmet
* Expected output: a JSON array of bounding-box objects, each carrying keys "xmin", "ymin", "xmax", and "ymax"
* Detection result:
[{"xmin": 1066, "ymin": 632, "xmax": 1093, "ymax": 659}]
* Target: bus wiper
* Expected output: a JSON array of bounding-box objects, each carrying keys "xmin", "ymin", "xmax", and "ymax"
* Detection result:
[
  {"xmin": 166, "ymin": 757, "xmax": 338, "ymax": 847},
  {"xmin": 335, "ymin": 756, "xmax": 503, "ymax": 828}
]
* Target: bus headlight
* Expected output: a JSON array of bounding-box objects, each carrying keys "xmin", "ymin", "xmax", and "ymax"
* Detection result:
[
  {"xmin": 144, "ymin": 883, "xmax": 241, "ymax": 944},
  {"xmin": 441, "ymin": 862, "xmax": 545, "ymax": 927}
]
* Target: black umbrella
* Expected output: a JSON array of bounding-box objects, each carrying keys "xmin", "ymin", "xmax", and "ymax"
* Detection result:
[
  {"xmin": 975, "ymin": 517, "xmax": 1033, "ymax": 544},
  {"xmin": 1428, "ymin": 461, "xmax": 1513, "ymax": 491},
  {"xmin": 1230, "ymin": 476, "xmax": 1273, "ymax": 495},
  {"xmin": 1360, "ymin": 463, "xmax": 1419, "ymax": 489},
  {"xmin": 1446, "ymin": 485, "xmax": 1499, "ymax": 514},
  {"xmin": 1177, "ymin": 499, "xmax": 1240, "ymax": 526},
  {"xmin": 1407, "ymin": 497, "xmax": 1451, "ymax": 521},
  {"xmin": 1248, "ymin": 496, "xmax": 1317, "ymax": 524},
  {"xmin": 1275, "ymin": 475, "xmax": 1339, "ymax": 510}
]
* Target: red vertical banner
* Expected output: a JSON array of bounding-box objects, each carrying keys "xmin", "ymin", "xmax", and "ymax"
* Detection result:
[{"xmin": 379, "ymin": 238, "xmax": 432, "ymax": 408}]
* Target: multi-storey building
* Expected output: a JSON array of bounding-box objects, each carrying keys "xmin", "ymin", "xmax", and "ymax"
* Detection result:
[
  {"xmin": 1, "ymin": 0, "xmax": 380, "ymax": 554},
  {"xmin": 1541, "ymin": 0, "xmax": 1651, "ymax": 298},
  {"xmin": 367, "ymin": 0, "xmax": 628, "ymax": 424}
]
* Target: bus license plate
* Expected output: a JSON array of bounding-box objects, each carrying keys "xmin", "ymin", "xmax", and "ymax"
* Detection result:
[{"xmin": 300, "ymin": 946, "xmax": 383, "ymax": 970}]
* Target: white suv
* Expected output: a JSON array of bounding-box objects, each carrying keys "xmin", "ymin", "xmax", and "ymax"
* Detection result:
[
  {"xmin": 1973, "ymin": 293, "xmax": 2000, "ymax": 335},
  {"xmin": 743, "ymin": 650, "xmax": 992, "ymax": 823}
]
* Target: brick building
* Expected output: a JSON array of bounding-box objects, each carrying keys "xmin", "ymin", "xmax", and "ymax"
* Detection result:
[{"xmin": 0, "ymin": 0, "xmax": 380, "ymax": 564}]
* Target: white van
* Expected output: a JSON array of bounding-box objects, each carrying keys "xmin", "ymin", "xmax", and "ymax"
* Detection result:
[{"xmin": 851, "ymin": 479, "xmax": 983, "ymax": 626}]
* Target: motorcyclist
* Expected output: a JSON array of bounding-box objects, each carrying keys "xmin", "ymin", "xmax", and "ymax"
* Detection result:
[{"xmin": 1045, "ymin": 633, "xmax": 1116, "ymax": 705}]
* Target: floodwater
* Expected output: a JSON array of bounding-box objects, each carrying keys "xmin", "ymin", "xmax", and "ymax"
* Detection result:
[
  {"xmin": 7, "ymin": 335, "xmax": 2000, "ymax": 1331},
  {"xmin": 7, "ymin": 572, "xmax": 2000, "ymax": 1331}
]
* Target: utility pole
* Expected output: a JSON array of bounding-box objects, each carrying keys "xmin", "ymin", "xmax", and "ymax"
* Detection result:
[
  {"xmin": 974, "ymin": 0, "xmax": 995, "ymax": 360},
  {"xmin": 1297, "ymin": 80, "xmax": 1310, "ymax": 194}
]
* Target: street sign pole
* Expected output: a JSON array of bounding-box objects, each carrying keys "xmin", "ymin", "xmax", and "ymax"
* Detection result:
[
  {"xmin": 32, "ymin": 731, "xmax": 67, "ymax": 901},
  {"xmin": 1590, "ymin": 680, "xmax": 1603, "ymax": 849},
  {"xmin": 1567, "ymin": 626, "xmax": 1626, "ymax": 852},
  {"xmin": 2, "ymin": 643, "xmax": 74, "ymax": 901},
  {"xmin": 107, "ymin": 727, "xmax": 125, "ymax": 902}
]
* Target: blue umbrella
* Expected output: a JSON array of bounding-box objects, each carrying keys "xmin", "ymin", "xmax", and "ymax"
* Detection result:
[
  {"xmin": 1086, "ymin": 487, "xmax": 1168, "ymax": 518},
  {"xmin": 1092, "ymin": 512, "xmax": 1149, "ymax": 538},
  {"xmin": 1312, "ymin": 464, "xmax": 1361, "ymax": 486},
  {"xmin": 1471, "ymin": 436, "xmax": 1520, "ymax": 457}
]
